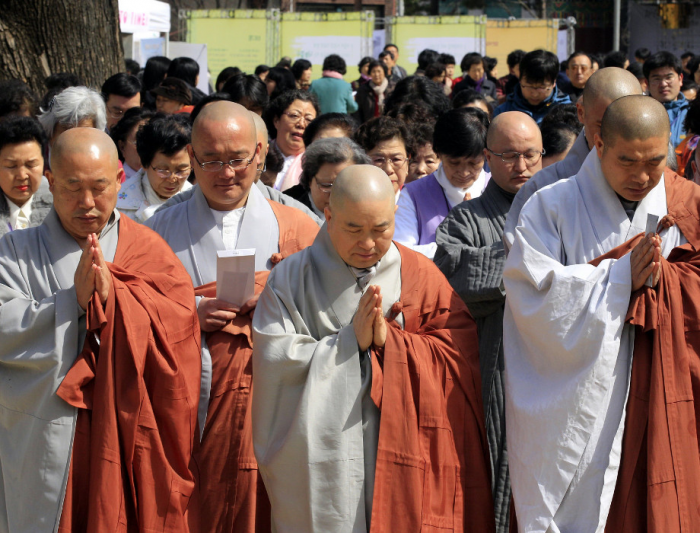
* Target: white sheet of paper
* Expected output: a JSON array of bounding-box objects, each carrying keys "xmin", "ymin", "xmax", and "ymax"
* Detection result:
[
  {"xmin": 645, "ymin": 214, "xmax": 659, "ymax": 287},
  {"xmin": 216, "ymin": 248, "xmax": 256, "ymax": 307}
]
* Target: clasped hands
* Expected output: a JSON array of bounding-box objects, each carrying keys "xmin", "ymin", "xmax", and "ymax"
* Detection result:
[
  {"xmin": 353, "ymin": 285, "xmax": 387, "ymax": 351},
  {"xmin": 631, "ymin": 233, "xmax": 662, "ymax": 292},
  {"xmin": 198, "ymin": 294, "xmax": 260, "ymax": 332},
  {"xmin": 75, "ymin": 233, "xmax": 111, "ymax": 310}
]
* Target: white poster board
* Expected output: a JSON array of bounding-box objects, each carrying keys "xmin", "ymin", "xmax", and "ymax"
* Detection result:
[
  {"xmin": 118, "ymin": 0, "xmax": 170, "ymax": 34},
  {"xmin": 168, "ymin": 42, "xmax": 210, "ymax": 95},
  {"xmin": 557, "ymin": 29, "xmax": 568, "ymax": 62},
  {"xmin": 373, "ymin": 29, "xmax": 386, "ymax": 59}
]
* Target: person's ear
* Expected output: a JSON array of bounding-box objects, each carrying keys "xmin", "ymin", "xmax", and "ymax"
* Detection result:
[
  {"xmin": 594, "ymin": 133, "xmax": 605, "ymax": 158},
  {"xmin": 324, "ymin": 206, "xmax": 332, "ymax": 225},
  {"xmin": 116, "ymin": 169, "xmax": 124, "ymax": 192},
  {"xmin": 576, "ymin": 101, "xmax": 585, "ymax": 123},
  {"xmin": 46, "ymin": 170, "xmax": 54, "ymax": 192}
]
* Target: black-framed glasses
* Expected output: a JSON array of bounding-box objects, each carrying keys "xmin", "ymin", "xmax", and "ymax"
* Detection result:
[
  {"xmin": 487, "ymin": 148, "xmax": 545, "ymax": 167},
  {"xmin": 192, "ymin": 146, "xmax": 259, "ymax": 172}
]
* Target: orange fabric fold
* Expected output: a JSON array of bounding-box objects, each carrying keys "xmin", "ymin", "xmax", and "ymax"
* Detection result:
[
  {"xmin": 193, "ymin": 200, "xmax": 318, "ymax": 533},
  {"xmin": 56, "ymin": 215, "xmax": 202, "ymax": 532},
  {"xmin": 369, "ymin": 244, "xmax": 496, "ymax": 532}
]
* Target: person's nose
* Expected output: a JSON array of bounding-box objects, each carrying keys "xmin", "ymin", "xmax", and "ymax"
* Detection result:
[{"xmin": 79, "ymin": 189, "xmax": 95, "ymax": 209}]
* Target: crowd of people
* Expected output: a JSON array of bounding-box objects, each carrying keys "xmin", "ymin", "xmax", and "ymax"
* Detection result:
[{"xmin": 1, "ymin": 40, "xmax": 700, "ymax": 533}]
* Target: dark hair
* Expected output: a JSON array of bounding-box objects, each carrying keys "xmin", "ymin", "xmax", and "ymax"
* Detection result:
[
  {"xmin": 567, "ymin": 51, "xmax": 591, "ymax": 65},
  {"xmin": 265, "ymin": 140, "xmax": 285, "ymax": 173},
  {"xmin": 41, "ymin": 73, "xmax": 82, "ymax": 111},
  {"xmin": 358, "ymin": 56, "xmax": 373, "ymax": 73},
  {"xmin": 222, "ymin": 74, "xmax": 269, "ymax": 111},
  {"xmin": 264, "ymin": 89, "xmax": 320, "ymax": 139},
  {"xmin": 384, "ymin": 76, "xmax": 451, "ymax": 120},
  {"xmin": 291, "ymin": 59, "xmax": 312, "ymax": 81},
  {"xmin": 109, "ymin": 107, "xmax": 154, "ymax": 161},
  {"xmin": 483, "ymin": 56, "xmax": 498, "ymax": 76},
  {"xmin": 255, "ymin": 64, "xmax": 270, "ymax": 77},
  {"xmin": 635, "ymin": 48, "xmax": 651, "ymax": 61},
  {"xmin": 438, "ymin": 53, "xmax": 456, "ymax": 66},
  {"xmin": 0, "ymin": 80, "xmax": 38, "ymax": 119},
  {"xmin": 519, "ymin": 49, "xmax": 560, "ymax": 84},
  {"xmin": 604, "ymin": 50, "xmax": 628, "ymax": 69},
  {"xmin": 687, "ymin": 56, "xmax": 700, "ymax": 77},
  {"xmin": 541, "ymin": 104, "xmax": 582, "ymax": 133},
  {"xmin": 142, "ymin": 56, "xmax": 171, "ymax": 92},
  {"xmin": 589, "ymin": 53, "xmax": 604, "ymax": 69},
  {"xmin": 410, "ymin": 121, "xmax": 435, "ymax": 149},
  {"xmin": 216, "ymin": 67, "xmax": 242, "ymax": 91},
  {"xmin": 266, "ymin": 67, "xmax": 297, "ymax": 101},
  {"xmin": 432, "ymin": 107, "xmax": 487, "ymax": 159},
  {"xmin": 167, "ymin": 57, "xmax": 200, "ymax": 87},
  {"xmin": 386, "ymin": 101, "xmax": 436, "ymax": 126},
  {"xmin": 101, "ymin": 73, "xmax": 141, "ymax": 101},
  {"xmin": 355, "ymin": 116, "xmax": 412, "ymax": 156},
  {"xmin": 276, "ymin": 57, "xmax": 292, "ymax": 69},
  {"xmin": 451, "ymin": 88, "xmax": 492, "ymax": 115},
  {"xmin": 303, "ymin": 112, "xmax": 358, "ymax": 146},
  {"xmin": 425, "ymin": 63, "xmax": 446, "ymax": 80},
  {"xmin": 684, "ymin": 97, "xmax": 700, "ymax": 136},
  {"xmin": 0, "ymin": 116, "xmax": 46, "ymax": 154},
  {"xmin": 417, "ymin": 49, "xmax": 440, "ymax": 71},
  {"xmin": 384, "ymin": 43, "xmax": 399, "ymax": 53},
  {"xmin": 643, "ymin": 51, "xmax": 682, "ymax": 79},
  {"xmin": 682, "ymin": 79, "xmax": 699, "ymax": 93},
  {"xmin": 136, "ymin": 113, "xmax": 192, "ymax": 168},
  {"xmin": 125, "ymin": 59, "xmax": 141, "ymax": 76},
  {"xmin": 368, "ymin": 60, "xmax": 389, "ymax": 77},
  {"xmin": 460, "ymin": 53, "xmax": 483, "ymax": 74},
  {"xmin": 322, "ymin": 54, "xmax": 347, "ymax": 76},
  {"xmin": 299, "ymin": 137, "xmax": 370, "ymax": 189},
  {"xmin": 378, "ymin": 51, "xmax": 394, "ymax": 62},
  {"xmin": 626, "ymin": 62, "xmax": 644, "ymax": 80},
  {"xmin": 681, "ymin": 51, "xmax": 695, "ymax": 61},
  {"xmin": 507, "ymin": 49, "xmax": 527, "ymax": 69},
  {"xmin": 189, "ymin": 93, "xmax": 231, "ymax": 124},
  {"xmin": 541, "ymin": 122, "xmax": 577, "ymax": 159}
]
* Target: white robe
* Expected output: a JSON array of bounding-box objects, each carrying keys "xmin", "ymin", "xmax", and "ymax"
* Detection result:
[
  {"xmin": 116, "ymin": 168, "xmax": 192, "ymax": 223},
  {"xmin": 504, "ymin": 150, "xmax": 685, "ymax": 533},
  {"xmin": 0, "ymin": 209, "xmax": 119, "ymax": 533},
  {"xmin": 252, "ymin": 228, "xmax": 403, "ymax": 533},
  {"xmin": 146, "ymin": 183, "xmax": 280, "ymax": 433}
]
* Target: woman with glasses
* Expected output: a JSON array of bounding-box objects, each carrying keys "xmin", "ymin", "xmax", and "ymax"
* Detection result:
[
  {"xmin": 264, "ymin": 89, "xmax": 319, "ymax": 191},
  {"xmin": 284, "ymin": 136, "xmax": 370, "ymax": 218},
  {"xmin": 109, "ymin": 107, "xmax": 154, "ymax": 180},
  {"xmin": 116, "ymin": 113, "xmax": 193, "ymax": 222},
  {"xmin": 395, "ymin": 108, "xmax": 490, "ymax": 258}
]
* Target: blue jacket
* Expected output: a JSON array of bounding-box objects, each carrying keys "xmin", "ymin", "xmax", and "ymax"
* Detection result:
[
  {"xmin": 309, "ymin": 77, "xmax": 358, "ymax": 115},
  {"xmin": 665, "ymin": 94, "xmax": 690, "ymax": 148},
  {"xmin": 493, "ymin": 84, "xmax": 571, "ymax": 124}
]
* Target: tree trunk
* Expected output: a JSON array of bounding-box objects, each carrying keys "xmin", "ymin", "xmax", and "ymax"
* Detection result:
[{"xmin": 0, "ymin": 0, "xmax": 124, "ymax": 96}]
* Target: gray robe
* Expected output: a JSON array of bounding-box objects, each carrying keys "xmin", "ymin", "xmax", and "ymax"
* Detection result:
[
  {"xmin": 433, "ymin": 178, "xmax": 514, "ymax": 533},
  {"xmin": 146, "ymin": 183, "xmax": 281, "ymax": 432},
  {"xmin": 0, "ymin": 209, "xmax": 119, "ymax": 533},
  {"xmin": 504, "ymin": 129, "xmax": 590, "ymax": 251},
  {"xmin": 0, "ymin": 179, "xmax": 53, "ymax": 238},
  {"xmin": 252, "ymin": 228, "xmax": 403, "ymax": 533},
  {"xmin": 157, "ymin": 180, "xmax": 323, "ymax": 226}
]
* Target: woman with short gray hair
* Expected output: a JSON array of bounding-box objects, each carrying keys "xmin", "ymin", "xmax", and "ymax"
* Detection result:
[
  {"xmin": 284, "ymin": 136, "xmax": 370, "ymax": 217},
  {"xmin": 38, "ymin": 86, "xmax": 107, "ymax": 147}
]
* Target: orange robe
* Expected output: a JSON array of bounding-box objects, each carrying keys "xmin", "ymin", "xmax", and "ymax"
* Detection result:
[
  {"xmin": 572, "ymin": 170, "xmax": 700, "ymax": 532},
  {"xmin": 369, "ymin": 244, "xmax": 496, "ymax": 532},
  {"xmin": 56, "ymin": 215, "xmax": 202, "ymax": 532},
  {"xmin": 194, "ymin": 200, "xmax": 319, "ymax": 533}
]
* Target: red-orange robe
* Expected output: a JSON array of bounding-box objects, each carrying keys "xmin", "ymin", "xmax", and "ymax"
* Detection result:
[
  {"xmin": 56, "ymin": 215, "xmax": 202, "ymax": 532},
  {"xmin": 369, "ymin": 244, "xmax": 496, "ymax": 532},
  {"xmin": 194, "ymin": 201, "xmax": 319, "ymax": 533},
  {"xmin": 574, "ymin": 170, "xmax": 700, "ymax": 532}
]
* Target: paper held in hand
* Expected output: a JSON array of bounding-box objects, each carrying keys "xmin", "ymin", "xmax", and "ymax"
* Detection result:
[
  {"xmin": 216, "ymin": 248, "xmax": 256, "ymax": 307},
  {"xmin": 645, "ymin": 213, "xmax": 659, "ymax": 288}
]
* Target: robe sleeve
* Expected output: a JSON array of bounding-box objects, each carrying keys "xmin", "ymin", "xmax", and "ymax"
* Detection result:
[
  {"xmin": 434, "ymin": 204, "xmax": 505, "ymax": 318},
  {"xmin": 394, "ymin": 190, "xmax": 438, "ymax": 258}
]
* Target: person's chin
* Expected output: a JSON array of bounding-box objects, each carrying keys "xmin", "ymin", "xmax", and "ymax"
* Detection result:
[
  {"xmin": 622, "ymin": 186, "xmax": 651, "ymax": 201},
  {"xmin": 350, "ymin": 252, "xmax": 378, "ymax": 267}
]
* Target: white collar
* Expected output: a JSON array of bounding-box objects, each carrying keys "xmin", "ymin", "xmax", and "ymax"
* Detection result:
[
  {"xmin": 6, "ymin": 193, "xmax": 32, "ymax": 230},
  {"xmin": 434, "ymin": 164, "xmax": 488, "ymax": 207}
]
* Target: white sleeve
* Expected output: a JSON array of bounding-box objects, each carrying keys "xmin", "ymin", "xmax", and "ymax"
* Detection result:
[{"xmin": 393, "ymin": 190, "xmax": 438, "ymax": 259}]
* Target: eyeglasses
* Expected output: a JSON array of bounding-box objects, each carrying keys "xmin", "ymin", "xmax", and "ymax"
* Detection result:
[
  {"xmin": 314, "ymin": 179, "xmax": 334, "ymax": 193},
  {"xmin": 568, "ymin": 65, "xmax": 590, "ymax": 72},
  {"xmin": 370, "ymin": 155, "xmax": 409, "ymax": 169},
  {"xmin": 649, "ymin": 74, "xmax": 678, "ymax": 86},
  {"xmin": 487, "ymin": 148, "xmax": 545, "ymax": 167},
  {"xmin": 520, "ymin": 83, "xmax": 554, "ymax": 92},
  {"xmin": 107, "ymin": 106, "xmax": 127, "ymax": 119},
  {"xmin": 151, "ymin": 166, "xmax": 192, "ymax": 179},
  {"xmin": 192, "ymin": 146, "xmax": 259, "ymax": 172},
  {"xmin": 283, "ymin": 111, "xmax": 316, "ymax": 124}
]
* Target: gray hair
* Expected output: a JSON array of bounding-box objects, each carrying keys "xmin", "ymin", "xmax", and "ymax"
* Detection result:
[
  {"xmin": 300, "ymin": 136, "xmax": 371, "ymax": 190},
  {"xmin": 38, "ymin": 86, "xmax": 107, "ymax": 140}
]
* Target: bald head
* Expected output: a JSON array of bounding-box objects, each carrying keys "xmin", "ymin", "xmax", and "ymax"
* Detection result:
[
  {"xmin": 192, "ymin": 100, "xmax": 257, "ymax": 145},
  {"xmin": 329, "ymin": 165, "xmax": 395, "ymax": 211},
  {"xmin": 582, "ymin": 67, "xmax": 643, "ymax": 107},
  {"xmin": 487, "ymin": 111, "xmax": 539, "ymax": 149},
  {"xmin": 50, "ymin": 127, "xmax": 119, "ymax": 172},
  {"xmin": 251, "ymin": 112, "xmax": 268, "ymax": 147},
  {"xmin": 600, "ymin": 95, "xmax": 670, "ymax": 146}
]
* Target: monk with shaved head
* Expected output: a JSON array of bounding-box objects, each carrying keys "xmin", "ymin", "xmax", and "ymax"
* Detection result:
[
  {"xmin": 505, "ymin": 67, "xmax": 644, "ymax": 250},
  {"xmin": 147, "ymin": 100, "xmax": 319, "ymax": 532},
  {"xmin": 253, "ymin": 165, "xmax": 494, "ymax": 532},
  {"xmin": 504, "ymin": 93, "xmax": 700, "ymax": 531},
  {"xmin": 0, "ymin": 127, "xmax": 201, "ymax": 531}
]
